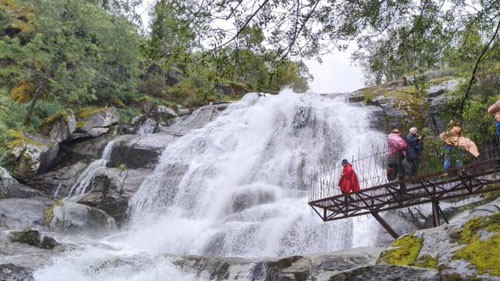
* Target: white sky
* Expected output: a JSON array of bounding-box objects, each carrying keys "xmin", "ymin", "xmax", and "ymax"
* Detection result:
[
  {"xmin": 305, "ymin": 53, "xmax": 364, "ymax": 93},
  {"xmin": 137, "ymin": 1, "xmax": 365, "ymax": 94}
]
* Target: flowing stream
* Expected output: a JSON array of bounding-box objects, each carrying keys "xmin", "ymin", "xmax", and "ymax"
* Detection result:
[
  {"xmin": 34, "ymin": 91, "xmax": 385, "ymax": 280},
  {"xmin": 66, "ymin": 141, "xmax": 115, "ymax": 198}
]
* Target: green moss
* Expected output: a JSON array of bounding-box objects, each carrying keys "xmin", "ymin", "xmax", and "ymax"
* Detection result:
[
  {"xmin": 414, "ymin": 254, "xmax": 438, "ymax": 269},
  {"xmin": 41, "ymin": 109, "xmax": 72, "ymax": 128},
  {"xmin": 78, "ymin": 107, "xmax": 108, "ymax": 118},
  {"xmin": 6, "ymin": 130, "xmax": 44, "ymax": 148},
  {"xmin": 110, "ymin": 98, "xmax": 125, "ymax": 108},
  {"xmin": 451, "ymin": 212, "xmax": 500, "ymax": 276},
  {"xmin": 450, "ymin": 216, "xmax": 483, "ymax": 244},
  {"xmin": 384, "ymin": 86, "xmax": 418, "ymax": 102},
  {"xmin": 453, "ymin": 233, "xmax": 500, "ymax": 276},
  {"xmin": 43, "ymin": 200, "xmax": 64, "ymax": 226},
  {"xmin": 378, "ymin": 233, "xmax": 424, "ymax": 266},
  {"xmin": 117, "ymin": 163, "xmax": 128, "ymax": 170},
  {"xmin": 76, "ymin": 120, "xmax": 88, "ymax": 129},
  {"xmin": 8, "ymin": 229, "xmax": 40, "ymax": 246}
]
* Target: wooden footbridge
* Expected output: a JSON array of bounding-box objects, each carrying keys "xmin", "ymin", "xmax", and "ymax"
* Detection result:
[{"xmin": 308, "ymin": 144, "xmax": 500, "ymax": 239}]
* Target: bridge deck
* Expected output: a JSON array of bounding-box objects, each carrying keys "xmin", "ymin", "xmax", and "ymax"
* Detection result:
[{"xmin": 308, "ymin": 145, "xmax": 500, "ymax": 238}]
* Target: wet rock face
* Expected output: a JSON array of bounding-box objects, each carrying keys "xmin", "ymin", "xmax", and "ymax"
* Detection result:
[
  {"xmin": 0, "ymin": 198, "xmax": 115, "ymax": 235},
  {"xmin": 77, "ymin": 167, "xmax": 152, "ymax": 225},
  {"xmin": 49, "ymin": 201, "xmax": 115, "ymax": 234},
  {"xmin": 109, "ymin": 134, "xmax": 174, "ymax": 169},
  {"xmin": 0, "ymin": 167, "xmax": 41, "ymax": 199},
  {"xmin": 0, "ymin": 198, "xmax": 52, "ymax": 230},
  {"xmin": 170, "ymin": 248, "xmax": 440, "ymax": 281},
  {"xmin": 0, "ymin": 264, "xmax": 34, "ymax": 281},
  {"xmin": 29, "ymin": 161, "xmax": 88, "ymax": 198}
]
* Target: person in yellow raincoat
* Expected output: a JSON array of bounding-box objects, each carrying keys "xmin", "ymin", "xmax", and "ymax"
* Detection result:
[{"xmin": 439, "ymin": 121, "xmax": 479, "ymax": 171}]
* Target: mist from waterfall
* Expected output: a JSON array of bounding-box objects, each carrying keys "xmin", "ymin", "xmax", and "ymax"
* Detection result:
[{"xmin": 34, "ymin": 90, "xmax": 385, "ymax": 280}]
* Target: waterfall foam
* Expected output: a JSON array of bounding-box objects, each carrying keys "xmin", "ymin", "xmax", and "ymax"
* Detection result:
[{"xmin": 34, "ymin": 90, "xmax": 385, "ymax": 280}]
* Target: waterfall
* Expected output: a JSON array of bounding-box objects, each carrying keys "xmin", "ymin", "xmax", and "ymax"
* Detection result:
[
  {"xmin": 34, "ymin": 91, "xmax": 385, "ymax": 280},
  {"xmin": 67, "ymin": 141, "xmax": 115, "ymax": 198}
]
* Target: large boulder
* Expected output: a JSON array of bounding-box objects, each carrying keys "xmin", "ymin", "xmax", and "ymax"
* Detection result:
[
  {"xmin": 0, "ymin": 167, "xmax": 41, "ymax": 199},
  {"xmin": 5, "ymin": 133, "xmax": 59, "ymax": 182},
  {"xmin": 40, "ymin": 109, "xmax": 77, "ymax": 143},
  {"xmin": 109, "ymin": 134, "xmax": 175, "ymax": 169},
  {"xmin": 74, "ymin": 107, "xmax": 119, "ymax": 139},
  {"xmin": 0, "ymin": 198, "xmax": 52, "ymax": 230},
  {"xmin": 49, "ymin": 201, "xmax": 116, "ymax": 234},
  {"xmin": 77, "ymin": 167, "xmax": 152, "ymax": 225},
  {"xmin": 0, "ymin": 198, "xmax": 115, "ymax": 234},
  {"xmin": 28, "ymin": 161, "xmax": 88, "ymax": 198},
  {"xmin": 58, "ymin": 131, "xmax": 116, "ymax": 166},
  {"xmin": 378, "ymin": 209, "xmax": 500, "ymax": 280}
]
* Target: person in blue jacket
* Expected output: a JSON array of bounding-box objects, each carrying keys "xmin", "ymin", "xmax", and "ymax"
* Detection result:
[{"xmin": 405, "ymin": 127, "xmax": 424, "ymax": 177}]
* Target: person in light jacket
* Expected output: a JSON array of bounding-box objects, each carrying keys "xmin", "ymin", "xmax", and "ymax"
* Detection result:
[{"xmin": 488, "ymin": 95, "xmax": 500, "ymax": 144}]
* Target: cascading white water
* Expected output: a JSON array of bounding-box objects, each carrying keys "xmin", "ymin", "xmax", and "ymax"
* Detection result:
[
  {"xmin": 67, "ymin": 141, "xmax": 115, "ymax": 198},
  {"xmin": 34, "ymin": 90, "xmax": 385, "ymax": 280}
]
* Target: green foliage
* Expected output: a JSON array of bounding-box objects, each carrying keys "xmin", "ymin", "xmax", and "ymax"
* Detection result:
[
  {"xmin": 378, "ymin": 233, "xmax": 424, "ymax": 266},
  {"xmin": 0, "ymin": 0, "xmax": 141, "ymax": 129}
]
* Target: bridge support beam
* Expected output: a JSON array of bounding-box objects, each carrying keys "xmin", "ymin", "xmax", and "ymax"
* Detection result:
[
  {"xmin": 432, "ymin": 200, "xmax": 448, "ymax": 227},
  {"xmin": 371, "ymin": 211, "xmax": 399, "ymax": 239}
]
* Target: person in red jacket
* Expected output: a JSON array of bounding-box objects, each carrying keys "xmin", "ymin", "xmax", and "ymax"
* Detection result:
[{"xmin": 338, "ymin": 159, "xmax": 360, "ymax": 195}]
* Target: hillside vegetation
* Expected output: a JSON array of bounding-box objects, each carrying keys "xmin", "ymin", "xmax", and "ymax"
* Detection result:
[{"xmin": 0, "ymin": 0, "xmax": 311, "ymax": 163}]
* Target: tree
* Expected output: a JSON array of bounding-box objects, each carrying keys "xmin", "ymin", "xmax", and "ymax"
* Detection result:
[{"xmin": 0, "ymin": 0, "xmax": 141, "ymax": 126}]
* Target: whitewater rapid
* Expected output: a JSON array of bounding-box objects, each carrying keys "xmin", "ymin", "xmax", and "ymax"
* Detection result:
[{"xmin": 34, "ymin": 90, "xmax": 385, "ymax": 280}]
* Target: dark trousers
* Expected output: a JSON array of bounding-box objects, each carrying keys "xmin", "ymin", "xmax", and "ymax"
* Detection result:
[
  {"xmin": 406, "ymin": 157, "xmax": 419, "ymax": 177},
  {"xmin": 495, "ymin": 120, "xmax": 500, "ymax": 144}
]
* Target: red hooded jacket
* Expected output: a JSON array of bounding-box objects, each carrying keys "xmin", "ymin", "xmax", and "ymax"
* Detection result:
[{"xmin": 338, "ymin": 163, "xmax": 360, "ymax": 193}]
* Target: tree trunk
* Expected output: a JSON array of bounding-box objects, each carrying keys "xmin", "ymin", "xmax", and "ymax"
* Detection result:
[{"xmin": 23, "ymin": 85, "xmax": 42, "ymax": 126}]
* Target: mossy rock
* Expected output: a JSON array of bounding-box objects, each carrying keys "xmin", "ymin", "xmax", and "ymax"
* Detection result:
[
  {"xmin": 77, "ymin": 107, "xmax": 109, "ymax": 118},
  {"xmin": 8, "ymin": 229, "xmax": 58, "ymax": 249},
  {"xmin": 40, "ymin": 109, "xmax": 76, "ymax": 142},
  {"xmin": 8, "ymin": 229, "xmax": 40, "ymax": 246},
  {"xmin": 451, "ymin": 212, "xmax": 500, "ymax": 276},
  {"xmin": 378, "ymin": 233, "xmax": 424, "ymax": 266},
  {"xmin": 41, "ymin": 109, "xmax": 73, "ymax": 127}
]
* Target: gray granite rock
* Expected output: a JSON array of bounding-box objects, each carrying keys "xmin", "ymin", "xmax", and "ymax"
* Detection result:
[
  {"xmin": 6, "ymin": 134, "xmax": 59, "ymax": 181},
  {"xmin": 77, "ymin": 167, "xmax": 152, "ymax": 225},
  {"xmin": 0, "ymin": 167, "xmax": 41, "ymax": 199},
  {"xmin": 40, "ymin": 109, "xmax": 77, "ymax": 143},
  {"xmin": 49, "ymin": 201, "xmax": 115, "ymax": 234}
]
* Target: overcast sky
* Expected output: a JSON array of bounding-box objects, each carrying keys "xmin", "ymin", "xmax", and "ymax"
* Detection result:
[{"xmin": 137, "ymin": 1, "xmax": 366, "ymax": 94}]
